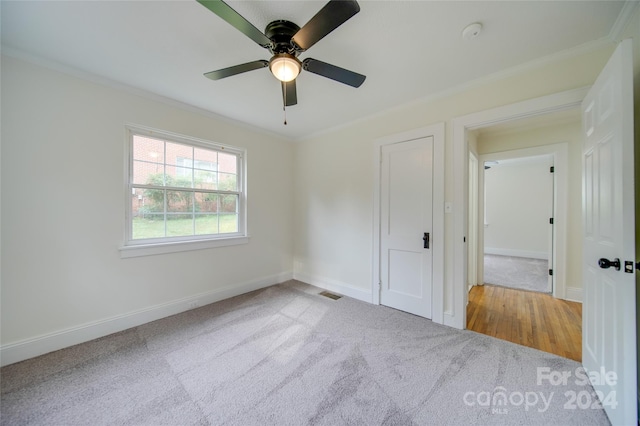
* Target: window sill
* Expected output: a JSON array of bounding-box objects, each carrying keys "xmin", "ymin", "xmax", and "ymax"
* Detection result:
[{"xmin": 119, "ymin": 236, "xmax": 249, "ymax": 258}]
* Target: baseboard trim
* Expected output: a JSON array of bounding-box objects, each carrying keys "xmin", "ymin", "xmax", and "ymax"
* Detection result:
[
  {"xmin": 293, "ymin": 272, "xmax": 372, "ymax": 303},
  {"xmin": 0, "ymin": 271, "xmax": 293, "ymax": 367},
  {"xmin": 485, "ymin": 248, "xmax": 548, "ymax": 260},
  {"xmin": 564, "ymin": 286, "xmax": 583, "ymax": 303}
]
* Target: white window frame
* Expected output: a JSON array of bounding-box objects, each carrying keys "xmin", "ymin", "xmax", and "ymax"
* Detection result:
[{"xmin": 120, "ymin": 125, "xmax": 248, "ymax": 258}]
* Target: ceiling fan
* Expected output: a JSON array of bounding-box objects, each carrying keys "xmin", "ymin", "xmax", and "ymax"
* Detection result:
[{"xmin": 197, "ymin": 0, "xmax": 366, "ymax": 109}]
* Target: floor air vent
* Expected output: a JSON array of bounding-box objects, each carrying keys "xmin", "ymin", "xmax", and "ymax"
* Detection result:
[{"xmin": 319, "ymin": 291, "xmax": 342, "ymax": 300}]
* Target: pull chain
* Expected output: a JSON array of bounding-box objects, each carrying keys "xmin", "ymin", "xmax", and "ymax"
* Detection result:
[{"xmin": 283, "ymin": 82, "xmax": 288, "ymax": 125}]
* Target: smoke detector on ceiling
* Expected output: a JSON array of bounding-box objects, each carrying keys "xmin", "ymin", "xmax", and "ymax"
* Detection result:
[{"xmin": 462, "ymin": 22, "xmax": 483, "ymax": 40}]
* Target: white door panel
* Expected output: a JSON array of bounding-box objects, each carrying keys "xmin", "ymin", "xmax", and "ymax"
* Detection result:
[
  {"xmin": 581, "ymin": 39, "xmax": 636, "ymax": 425},
  {"xmin": 380, "ymin": 137, "xmax": 433, "ymax": 318},
  {"xmin": 388, "ymin": 250, "xmax": 423, "ymax": 297}
]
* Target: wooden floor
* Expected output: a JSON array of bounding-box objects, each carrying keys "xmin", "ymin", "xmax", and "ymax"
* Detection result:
[{"xmin": 466, "ymin": 285, "xmax": 582, "ymax": 362}]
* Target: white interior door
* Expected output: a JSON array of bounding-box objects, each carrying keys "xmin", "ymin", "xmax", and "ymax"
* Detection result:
[
  {"xmin": 380, "ymin": 137, "xmax": 433, "ymax": 318},
  {"xmin": 582, "ymin": 39, "xmax": 636, "ymax": 425}
]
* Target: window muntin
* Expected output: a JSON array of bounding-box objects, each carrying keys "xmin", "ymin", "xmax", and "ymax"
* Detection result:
[{"xmin": 126, "ymin": 127, "xmax": 245, "ymax": 246}]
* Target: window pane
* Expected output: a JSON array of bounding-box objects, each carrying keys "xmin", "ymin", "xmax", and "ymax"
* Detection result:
[
  {"xmin": 194, "ymin": 148, "xmax": 217, "ymax": 170},
  {"xmin": 133, "ymin": 136, "xmax": 164, "ymax": 163},
  {"xmin": 218, "ymin": 172, "xmax": 237, "ymax": 191},
  {"xmin": 167, "ymin": 165, "xmax": 193, "ymax": 188},
  {"xmin": 139, "ymin": 187, "xmax": 166, "ymax": 217},
  {"xmin": 220, "ymin": 194, "xmax": 238, "ymax": 233},
  {"xmin": 196, "ymin": 192, "xmax": 218, "ymax": 213},
  {"xmin": 195, "ymin": 214, "xmax": 219, "ymax": 235},
  {"xmin": 171, "ymin": 161, "xmax": 193, "ymax": 178},
  {"xmin": 167, "ymin": 190, "xmax": 194, "ymax": 213},
  {"xmin": 218, "ymin": 152, "xmax": 237, "ymax": 174},
  {"xmin": 133, "ymin": 160, "xmax": 165, "ymax": 186},
  {"xmin": 166, "ymin": 142, "xmax": 192, "ymax": 166},
  {"xmin": 194, "ymin": 171, "xmax": 217, "ymax": 190},
  {"xmin": 166, "ymin": 214, "xmax": 195, "ymax": 237},
  {"xmin": 132, "ymin": 217, "xmax": 166, "ymax": 240},
  {"xmin": 220, "ymin": 213, "xmax": 238, "ymax": 233},
  {"xmin": 143, "ymin": 171, "xmax": 170, "ymax": 187},
  {"xmin": 131, "ymin": 187, "xmax": 144, "ymax": 217},
  {"xmin": 220, "ymin": 194, "xmax": 238, "ymax": 213},
  {"xmin": 132, "ymin": 187, "xmax": 165, "ymax": 239}
]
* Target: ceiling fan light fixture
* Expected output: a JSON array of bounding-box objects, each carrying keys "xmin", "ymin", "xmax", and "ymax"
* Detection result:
[{"xmin": 269, "ymin": 54, "xmax": 301, "ymax": 82}]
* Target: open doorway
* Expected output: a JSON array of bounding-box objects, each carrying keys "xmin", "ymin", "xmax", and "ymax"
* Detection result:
[
  {"xmin": 465, "ymin": 109, "xmax": 583, "ymax": 361},
  {"xmin": 482, "ymin": 154, "xmax": 554, "ymax": 294},
  {"xmin": 466, "ymin": 108, "xmax": 582, "ymax": 300}
]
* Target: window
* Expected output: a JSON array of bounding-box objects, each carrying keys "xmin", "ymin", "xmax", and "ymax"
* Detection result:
[
  {"xmin": 176, "ymin": 157, "xmax": 217, "ymax": 180},
  {"xmin": 122, "ymin": 126, "xmax": 247, "ymax": 256}
]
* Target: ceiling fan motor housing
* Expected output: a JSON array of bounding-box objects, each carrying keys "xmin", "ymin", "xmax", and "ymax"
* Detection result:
[{"xmin": 265, "ymin": 20, "xmax": 302, "ymax": 55}]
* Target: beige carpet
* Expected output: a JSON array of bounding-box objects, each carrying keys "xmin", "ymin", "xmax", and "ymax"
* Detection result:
[{"xmin": 1, "ymin": 280, "xmax": 608, "ymax": 425}]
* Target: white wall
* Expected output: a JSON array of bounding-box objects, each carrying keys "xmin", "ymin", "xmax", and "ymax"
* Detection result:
[
  {"xmin": 483, "ymin": 157, "xmax": 552, "ymax": 259},
  {"xmin": 0, "ymin": 56, "xmax": 294, "ymax": 363},
  {"xmin": 293, "ymin": 45, "xmax": 614, "ymax": 321}
]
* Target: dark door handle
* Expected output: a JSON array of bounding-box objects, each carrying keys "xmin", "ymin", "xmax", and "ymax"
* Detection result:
[
  {"xmin": 598, "ymin": 258, "xmax": 621, "ymax": 271},
  {"xmin": 423, "ymin": 232, "xmax": 430, "ymax": 249}
]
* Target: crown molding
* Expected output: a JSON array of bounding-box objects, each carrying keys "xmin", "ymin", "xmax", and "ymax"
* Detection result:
[
  {"xmin": 299, "ymin": 37, "xmax": 612, "ymax": 143},
  {"xmin": 609, "ymin": 0, "xmax": 640, "ymax": 42}
]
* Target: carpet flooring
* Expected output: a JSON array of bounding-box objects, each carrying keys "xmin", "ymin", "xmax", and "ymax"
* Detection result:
[
  {"xmin": 1, "ymin": 280, "xmax": 608, "ymax": 425},
  {"xmin": 484, "ymin": 254, "xmax": 550, "ymax": 293}
]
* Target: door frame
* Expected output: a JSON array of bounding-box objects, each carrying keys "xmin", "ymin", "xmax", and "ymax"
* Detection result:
[
  {"xmin": 478, "ymin": 147, "xmax": 568, "ymax": 299},
  {"xmin": 373, "ymin": 123, "xmax": 445, "ymax": 324},
  {"xmin": 468, "ymin": 151, "xmax": 479, "ymax": 290},
  {"xmin": 450, "ymin": 87, "xmax": 589, "ymax": 329}
]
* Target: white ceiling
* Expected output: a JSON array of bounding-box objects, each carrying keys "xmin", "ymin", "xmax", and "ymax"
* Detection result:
[{"xmin": 1, "ymin": 1, "xmax": 630, "ymax": 140}]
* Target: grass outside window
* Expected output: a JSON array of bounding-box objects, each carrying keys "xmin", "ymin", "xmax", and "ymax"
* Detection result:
[{"xmin": 132, "ymin": 215, "xmax": 238, "ymax": 240}]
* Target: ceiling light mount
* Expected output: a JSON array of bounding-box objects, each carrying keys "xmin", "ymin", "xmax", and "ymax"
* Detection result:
[{"xmin": 462, "ymin": 22, "xmax": 483, "ymax": 41}]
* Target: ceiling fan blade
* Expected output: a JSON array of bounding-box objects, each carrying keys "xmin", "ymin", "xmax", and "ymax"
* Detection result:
[
  {"xmin": 302, "ymin": 58, "xmax": 365, "ymax": 88},
  {"xmin": 282, "ymin": 80, "xmax": 297, "ymax": 107},
  {"xmin": 204, "ymin": 60, "xmax": 269, "ymax": 80},
  {"xmin": 292, "ymin": 0, "xmax": 360, "ymax": 51},
  {"xmin": 197, "ymin": 0, "xmax": 271, "ymax": 48}
]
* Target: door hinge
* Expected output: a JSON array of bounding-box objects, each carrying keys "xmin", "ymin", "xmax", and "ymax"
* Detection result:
[
  {"xmin": 550, "ymin": 166, "xmax": 555, "ymax": 173},
  {"xmin": 549, "ymin": 217, "xmax": 554, "ymax": 225},
  {"xmin": 548, "ymin": 269, "xmax": 553, "ymax": 276},
  {"xmin": 378, "ymin": 280, "xmax": 382, "ymax": 289}
]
